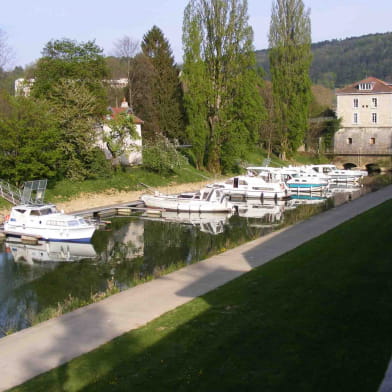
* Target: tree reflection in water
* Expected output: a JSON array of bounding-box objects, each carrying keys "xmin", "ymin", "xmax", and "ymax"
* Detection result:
[{"xmin": 0, "ymin": 186, "xmax": 366, "ymax": 336}]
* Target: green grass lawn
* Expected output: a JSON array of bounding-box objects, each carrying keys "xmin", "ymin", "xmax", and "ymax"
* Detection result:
[
  {"xmin": 11, "ymin": 199, "xmax": 392, "ymax": 392},
  {"xmin": 0, "ymin": 165, "xmax": 212, "ymax": 211},
  {"xmin": 44, "ymin": 165, "xmax": 214, "ymax": 202}
]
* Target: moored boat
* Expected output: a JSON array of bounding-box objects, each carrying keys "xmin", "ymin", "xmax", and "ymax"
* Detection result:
[
  {"xmin": 207, "ymin": 175, "xmax": 290, "ymax": 200},
  {"xmin": 286, "ymin": 172, "xmax": 329, "ymax": 193},
  {"xmin": 140, "ymin": 187, "xmax": 233, "ymax": 213},
  {"xmin": 308, "ymin": 164, "xmax": 367, "ymax": 183},
  {"xmin": 4, "ymin": 204, "xmax": 96, "ymax": 243}
]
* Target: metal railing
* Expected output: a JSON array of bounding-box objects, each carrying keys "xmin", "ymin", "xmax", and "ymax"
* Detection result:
[
  {"xmin": 0, "ymin": 180, "xmax": 22, "ymax": 205},
  {"xmin": 0, "ymin": 179, "xmax": 48, "ymax": 206}
]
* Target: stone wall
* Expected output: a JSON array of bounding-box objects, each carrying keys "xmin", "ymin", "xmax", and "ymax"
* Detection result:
[{"xmin": 334, "ymin": 127, "xmax": 392, "ymax": 155}]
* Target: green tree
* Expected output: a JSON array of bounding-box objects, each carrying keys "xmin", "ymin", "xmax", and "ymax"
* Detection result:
[
  {"xmin": 102, "ymin": 111, "xmax": 140, "ymax": 168},
  {"xmin": 182, "ymin": 0, "xmax": 265, "ymax": 173},
  {"xmin": 141, "ymin": 26, "xmax": 185, "ymax": 140},
  {"xmin": 0, "ymin": 66, "xmax": 25, "ymax": 95},
  {"xmin": 32, "ymin": 38, "xmax": 109, "ymax": 114},
  {"xmin": 0, "ymin": 93, "xmax": 62, "ymax": 183},
  {"xmin": 131, "ymin": 53, "xmax": 156, "ymax": 136},
  {"xmin": 142, "ymin": 134, "xmax": 187, "ymax": 174},
  {"xmin": 44, "ymin": 80, "xmax": 103, "ymax": 180},
  {"xmin": 31, "ymin": 39, "xmax": 110, "ymax": 180},
  {"xmin": 269, "ymin": 0, "xmax": 312, "ymax": 159}
]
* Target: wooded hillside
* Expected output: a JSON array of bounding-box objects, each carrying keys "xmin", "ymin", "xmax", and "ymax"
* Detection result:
[{"xmin": 256, "ymin": 32, "xmax": 392, "ymax": 88}]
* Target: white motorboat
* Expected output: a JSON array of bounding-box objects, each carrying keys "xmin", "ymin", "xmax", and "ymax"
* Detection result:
[
  {"xmin": 4, "ymin": 204, "xmax": 96, "ymax": 243},
  {"xmin": 308, "ymin": 164, "xmax": 367, "ymax": 183},
  {"xmin": 286, "ymin": 172, "xmax": 329, "ymax": 193},
  {"xmin": 246, "ymin": 165, "xmax": 329, "ymax": 193},
  {"xmin": 140, "ymin": 187, "xmax": 233, "ymax": 213},
  {"xmin": 207, "ymin": 175, "xmax": 290, "ymax": 200},
  {"xmin": 246, "ymin": 166, "xmax": 292, "ymax": 182}
]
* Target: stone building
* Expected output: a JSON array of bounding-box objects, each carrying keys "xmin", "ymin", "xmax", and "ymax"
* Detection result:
[{"xmin": 334, "ymin": 76, "xmax": 392, "ymax": 168}]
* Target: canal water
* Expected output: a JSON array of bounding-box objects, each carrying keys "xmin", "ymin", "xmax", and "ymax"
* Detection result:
[{"xmin": 0, "ymin": 185, "xmax": 368, "ymax": 337}]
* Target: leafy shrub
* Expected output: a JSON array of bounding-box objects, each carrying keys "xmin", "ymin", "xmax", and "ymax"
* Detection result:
[
  {"xmin": 143, "ymin": 135, "xmax": 187, "ymax": 174},
  {"xmin": 86, "ymin": 148, "xmax": 113, "ymax": 179}
]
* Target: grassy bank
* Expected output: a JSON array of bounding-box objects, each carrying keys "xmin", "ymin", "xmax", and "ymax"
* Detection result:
[
  {"xmin": 45, "ymin": 165, "xmax": 214, "ymax": 202},
  {"xmin": 11, "ymin": 199, "xmax": 392, "ymax": 391}
]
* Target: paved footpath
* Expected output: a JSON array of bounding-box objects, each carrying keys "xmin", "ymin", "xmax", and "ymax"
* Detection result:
[{"xmin": 0, "ymin": 186, "xmax": 391, "ymax": 391}]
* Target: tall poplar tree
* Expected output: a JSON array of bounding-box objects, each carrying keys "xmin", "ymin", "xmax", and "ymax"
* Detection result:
[
  {"xmin": 183, "ymin": 0, "xmax": 265, "ymax": 173},
  {"xmin": 141, "ymin": 26, "xmax": 184, "ymax": 141},
  {"xmin": 269, "ymin": 0, "xmax": 312, "ymax": 159}
]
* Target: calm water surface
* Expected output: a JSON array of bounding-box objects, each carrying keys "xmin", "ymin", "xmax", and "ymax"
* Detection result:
[{"xmin": 0, "ymin": 185, "xmax": 367, "ymax": 336}]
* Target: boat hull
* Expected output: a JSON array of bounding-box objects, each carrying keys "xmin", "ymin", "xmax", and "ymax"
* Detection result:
[{"xmin": 221, "ymin": 188, "xmax": 289, "ymax": 200}]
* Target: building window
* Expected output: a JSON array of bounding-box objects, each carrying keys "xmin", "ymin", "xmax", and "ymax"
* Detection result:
[
  {"xmin": 353, "ymin": 98, "xmax": 358, "ymax": 108},
  {"xmin": 358, "ymin": 83, "xmax": 373, "ymax": 90},
  {"xmin": 353, "ymin": 113, "xmax": 358, "ymax": 124},
  {"xmin": 372, "ymin": 97, "xmax": 377, "ymax": 108},
  {"xmin": 372, "ymin": 113, "xmax": 377, "ymax": 123},
  {"xmin": 347, "ymin": 138, "xmax": 353, "ymax": 144},
  {"xmin": 369, "ymin": 137, "xmax": 376, "ymax": 145}
]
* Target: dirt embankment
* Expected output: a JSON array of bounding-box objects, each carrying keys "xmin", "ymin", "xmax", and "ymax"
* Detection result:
[{"xmin": 0, "ymin": 180, "xmax": 212, "ymax": 218}]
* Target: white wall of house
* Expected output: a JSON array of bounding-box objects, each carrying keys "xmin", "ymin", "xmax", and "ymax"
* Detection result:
[
  {"xmin": 337, "ymin": 93, "xmax": 392, "ymax": 128},
  {"xmin": 97, "ymin": 122, "xmax": 142, "ymax": 166}
]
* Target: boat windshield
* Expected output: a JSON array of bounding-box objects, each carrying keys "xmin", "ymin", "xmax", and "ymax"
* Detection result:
[{"xmin": 30, "ymin": 208, "xmax": 55, "ymax": 216}]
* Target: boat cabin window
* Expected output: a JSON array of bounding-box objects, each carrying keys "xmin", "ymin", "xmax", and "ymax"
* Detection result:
[
  {"xmin": 239, "ymin": 180, "xmax": 248, "ymax": 186},
  {"xmin": 67, "ymin": 220, "xmax": 79, "ymax": 227},
  {"xmin": 14, "ymin": 209, "xmax": 26, "ymax": 214},
  {"xmin": 46, "ymin": 220, "xmax": 67, "ymax": 226}
]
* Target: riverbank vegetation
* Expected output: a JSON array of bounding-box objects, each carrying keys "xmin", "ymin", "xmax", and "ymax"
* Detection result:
[
  {"xmin": 10, "ymin": 199, "xmax": 392, "ymax": 391},
  {"xmin": 0, "ymin": 0, "xmax": 341, "ymax": 193}
]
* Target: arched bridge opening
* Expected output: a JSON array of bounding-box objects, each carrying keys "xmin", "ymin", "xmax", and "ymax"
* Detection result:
[{"xmin": 365, "ymin": 163, "xmax": 381, "ymax": 175}]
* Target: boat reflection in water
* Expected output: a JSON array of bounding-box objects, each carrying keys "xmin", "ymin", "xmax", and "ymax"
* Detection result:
[
  {"xmin": 232, "ymin": 199, "xmax": 287, "ymax": 220},
  {"xmin": 141, "ymin": 211, "xmax": 232, "ymax": 235},
  {"xmin": 290, "ymin": 194, "xmax": 328, "ymax": 206},
  {"xmin": 6, "ymin": 240, "xmax": 97, "ymax": 264}
]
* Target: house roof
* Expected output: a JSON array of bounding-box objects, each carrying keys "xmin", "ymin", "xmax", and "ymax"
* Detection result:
[
  {"xmin": 107, "ymin": 107, "xmax": 144, "ymax": 124},
  {"xmin": 337, "ymin": 76, "xmax": 392, "ymax": 94}
]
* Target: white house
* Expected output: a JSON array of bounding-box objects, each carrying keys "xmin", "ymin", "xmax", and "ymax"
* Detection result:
[
  {"xmin": 97, "ymin": 99, "xmax": 143, "ymax": 166},
  {"xmin": 14, "ymin": 78, "xmax": 35, "ymax": 96}
]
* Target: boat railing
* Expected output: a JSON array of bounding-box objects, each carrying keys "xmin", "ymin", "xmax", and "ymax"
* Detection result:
[{"xmin": 0, "ymin": 180, "xmax": 22, "ymax": 205}]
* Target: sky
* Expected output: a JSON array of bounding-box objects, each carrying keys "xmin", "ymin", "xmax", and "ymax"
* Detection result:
[{"xmin": 2, "ymin": 0, "xmax": 392, "ymax": 69}]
